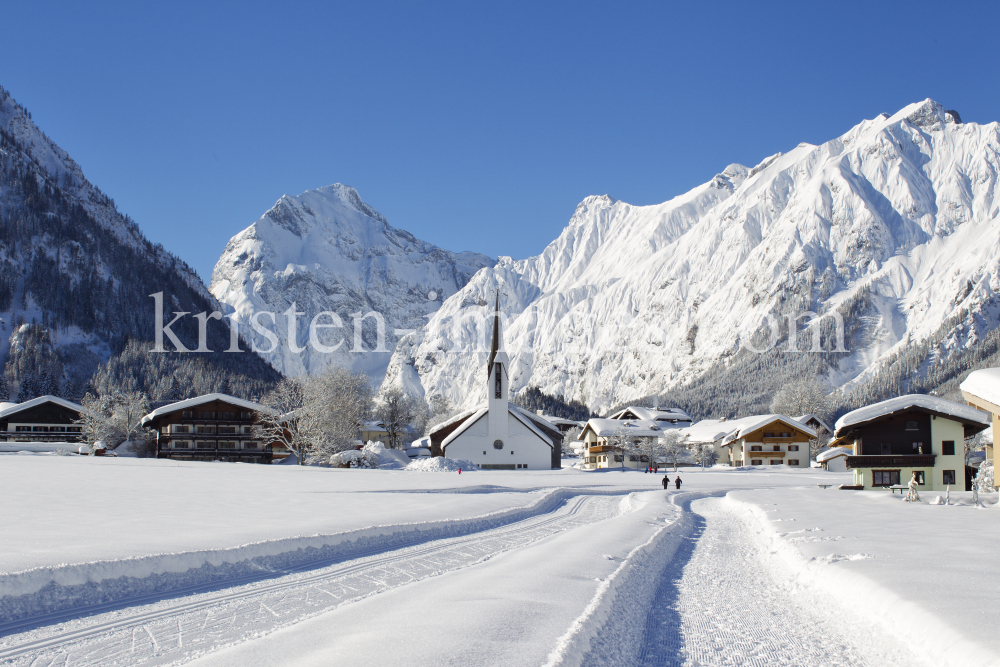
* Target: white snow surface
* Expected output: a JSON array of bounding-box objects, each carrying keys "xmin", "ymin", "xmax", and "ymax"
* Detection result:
[
  {"xmin": 960, "ymin": 367, "xmax": 1000, "ymax": 407},
  {"xmin": 3, "ymin": 456, "xmax": 998, "ymax": 667},
  {"xmin": 209, "ymin": 184, "xmax": 495, "ymax": 383},
  {"xmin": 404, "ymin": 456, "xmax": 480, "ymax": 472},
  {"xmin": 834, "ymin": 393, "xmax": 989, "ymax": 434},
  {"xmin": 382, "ymin": 100, "xmax": 1000, "ymax": 412}
]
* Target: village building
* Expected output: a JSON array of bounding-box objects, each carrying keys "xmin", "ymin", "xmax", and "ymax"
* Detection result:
[
  {"xmin": 427, "ymin": 293, "xmax": 562, "ymax": 470},
  {"xmin": 960, "ymin": 368, "xmax": 1000, "ymax": 464},
  {"xmin": 579, "ymin": 408, "xmax": 692, "ymax": 470},
  {"xmin": 834, "ymin": 395, "xmax": 989, "ymax": 490},
  {"xmin": 607, "ymin": 406, "xmax": 693, "ymax": 426},
  {"xmin": 816, "ymin": 446, "xmax": 850, "ymax": 472},
  {"xmin": 720, "ymin": 415, "xmax": 815, "ymax": 468},
  {"xmin": 0, "ymin": 395, "xmax": 87, "ymax": 443},
  {"xmin": 797, "ymin": 414, "xmax": 832, "ymax": 436},
  {"xmin": 141, "ymin": 393, "xmax": 284, "ymax": 463},
  {"xmin": 675, "ymin": 419, "xmax": 740, "ymax": 465}
]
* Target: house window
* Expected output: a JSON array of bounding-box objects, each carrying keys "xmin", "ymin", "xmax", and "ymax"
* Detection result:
[
  {"xmin": 772, "ymin": 445, "xmax": 781, "ymax": 451},
  {"xmin": 495, "ymin": 363, "xmax": 502, "ymax": 399},
  {"xmin": 770, "ymin": 460, "xmax": 781, "ymax": 465},
  {"xmin": 789, "ymin": 445, "xmax": 799, "ymax": 451},
  {"xmin": 751, "ymin": 459, "xmax": 762, "ymax": 466},
  {"xmin": 880, "ymin": 443, "xmax": 891, "ymax": 455},
  {"xmin": 872, "ymin": 470, "xmax": 901, "ymax": 486},
  {"xmin": 788, "ymin": 459, "xmax": 799, "ymax": 465},
  {"xmin": 219, "ymin": 427, "xmax": 236, "ymax": 434},
  {"xmin": 196, "ymin": 426, "xmax": 215, "ymax": 434},
  {"xmin": 182, "ymin": 411, "xmax": 194, "ymax": 419},
  {"xmin": 905, "ymin": 420, "xmax": 918, "ymax": 431},
  {"xmin": 750, "ymin": 445, "xmax": 762, "ymax": 451},
  {"xmin": 196, "ymin": 441, "xmax": 213, "ymax": 449},
  {"xmin": 943, "ymin": 470, "xmax": 956, "ymax": 485},
  {"xmin": 942, "ymin": 441, "xmax": 955, "ymax": 456},
  {"xmin": 244, "ymin": 442, "xmax": 259, "ymax": 450},
  {"xmin": 912, "ymin": 471, "xmax": 925, "ymax": 485},
  {"xmin": 494, "ymin": 439, "xmax": 503, "ymax": 450},
  {"xmin": 197, "ymin": 411, "xmax": 215, "ymax": 420},
  {"xmin": 174, "ymin": 441, "xmax": 190, "ymax": 449}
]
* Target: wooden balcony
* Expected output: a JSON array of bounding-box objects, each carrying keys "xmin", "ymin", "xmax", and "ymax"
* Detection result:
[
  {"xmin": 846, "ymin": 455, "xmax": 936, "ymax": 469},
  {"xmin": 751, "ymin": 451, "xmax": 786, "ymax": 457}
]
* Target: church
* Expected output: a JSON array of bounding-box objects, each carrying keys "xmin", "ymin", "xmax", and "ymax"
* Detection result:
[{"xmin": 428, "ymin": 293, "xmax": 562, "ymax": 469}]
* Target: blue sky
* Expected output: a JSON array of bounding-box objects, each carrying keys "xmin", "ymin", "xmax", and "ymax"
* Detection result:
[{"xmin": 3, "ymin": 1, "xmax": 999, "ymax": 282}]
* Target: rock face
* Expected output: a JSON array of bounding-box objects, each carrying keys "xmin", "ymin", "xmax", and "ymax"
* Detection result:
[
  {"xmin": 383, "ymin": 100, "xmax": 1000, "ymax": 415},
  {"xmin": 0, "ymin": 85, "xmax": 278, "ymax": 400},
  {"xmin": 210, "ymin": 184, "xmax": 495, "ymax": 382}
]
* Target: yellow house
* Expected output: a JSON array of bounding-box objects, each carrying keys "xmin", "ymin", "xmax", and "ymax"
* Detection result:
[
  {"xmin": 834, "ymin": 395, "xmax": 989, "ymax": 491},
  {"xmin": 960, "ymin": 368, "xmax": 1000, "ymax": 465}
]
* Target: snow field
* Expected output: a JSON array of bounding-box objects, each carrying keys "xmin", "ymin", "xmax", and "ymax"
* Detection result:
[
  {"xmin": 728, "ymin": 488, "xmax": 1000, "ymax": 667},
  {"xmin": 1, "ymin": 493, "xmax": 634, "ymax": 666}
]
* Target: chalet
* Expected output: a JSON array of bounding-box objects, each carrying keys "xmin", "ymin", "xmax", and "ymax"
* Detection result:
[
  {"xmin": 797, "ymin": 414, "xmax": 833, "ymax": 436},
  {"xmin": 720, "ymin": 415, "xmax": 815, "ymax": 468},
  {"xmin": 537, "ymin": 414, "xmax": 586, "ymax": 434},
  {"xmin": 427, "ymin": 293, "xmax": 562, "ymax": 470},
  {"xmin": 141, "ymin": 393, "xmax": 282, "ymax": 463},
  {"xmin": 676, "ymin": 419, "xmax": 737, "ymax": 465},
  {"xmin": 834, "ymin": 395, "xmax": 989, "ymax": 491},
  {"xmin": 580, "ymin": 418, "xmax": 671, "ymax": 469},
  {"xmin": 0, "ymin": 396, "xmax": 87, "ymax": 443},
  {"xmin": 960, "ymin": 368, "xmax": 1000, "ymax": 464}
]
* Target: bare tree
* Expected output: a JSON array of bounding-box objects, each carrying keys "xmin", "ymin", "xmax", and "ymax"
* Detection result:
[
  {"xmin": 375, "ymin": 386, "xmax": 416, "ymax": 449},
  {"xmin": 658, "ymin": 430, "xmax": 687, "ymax": 472},
  {"xmin": 77, "ymin": 391, "xmax": 157, "ymax": 455},
  {"xmin": 308, "ymin": 367, "xmax": 374, "ymax": 461},
  {"xmin": 254, "ymin": 378, "xmax": 308, "ymax": 465},
  {"xmin": 809, "ymin": 431, "xmax": 831, "ymax": 462},
  {"xmin": 694, "ymin": 442, "xmax": 719, "ymax": 468},
  {"xmin": 608, "ymin": 425, "xmax": 636, "ymax": 471},
  {"xmin": 770, "ymin": 378, "xmax": 831, "ymax": 420}
]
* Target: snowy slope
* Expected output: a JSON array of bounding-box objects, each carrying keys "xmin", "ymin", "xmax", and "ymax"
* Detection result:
[
  {"xmin": 384, "ymin": 100, "xmax": 1000, "ymax": 414},
  {"xmin": 210, "ymin": 184, "xmax": 494, "ymax": 381}
]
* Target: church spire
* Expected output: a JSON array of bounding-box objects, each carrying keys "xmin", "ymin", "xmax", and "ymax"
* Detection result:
[{"xmin": 487, "ymin": 289, "xmax": 502, "ymax": 374}]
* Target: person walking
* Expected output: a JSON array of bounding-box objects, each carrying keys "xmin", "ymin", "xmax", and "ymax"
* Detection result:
[
  {"xmin": 661, "ymin": 474, "xmax": 670, "ymax": 490},
  {"xmin": 458, "ymin": 467, "xmax": 462, "ymax": 475},
  {"xmin": 674, "ymin": 475, "xmax": 682, "ymax": 490}
]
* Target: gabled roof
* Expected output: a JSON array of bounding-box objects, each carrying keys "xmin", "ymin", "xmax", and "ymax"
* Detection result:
[
  {"xmin": 720, "ymin": 415, "xmax": 815, "ymax": 446},
  {"xmin": 675, "ymin": 419, "xmax": 738, "ymax": 444},
  {"xmin": 141, "ymin": 393, "xmax": 273, "ymax": 425},
  {"xmin": 439, "ymin": 404, "xmax": 556, "ymax": 452},
  {"xmin": 607, "ymin": 406, "xmax": 692, "ymax": 423},
  {"xmin": 816, "ymin": 446, "xmax": 851, "ymax": 463},
  {"xmin": 834, "ymin": 394, "xmax": 989, "ymax": 437},
  {"xmin": 0, "ymin": 395, "xmax": 91, "ymax": 420},
  {"xmin": 796, "ymin": 414, "xmax": 832, "ymax": 434}
]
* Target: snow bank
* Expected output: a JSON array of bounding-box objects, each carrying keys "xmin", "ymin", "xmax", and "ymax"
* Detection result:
[
  {"xmin": 363, "ymin": 441, "xmax": 411, "ymax": 469},
  {"xmin": 727, "ymin": 494, "xmax": 1000, "ymax": 667},
  {"xmin": 0, "ymin": 486, "xmax": 633, "ymax": 625},
  {"xmin": 405, "ymin": 457, "xmax": 480, "ymax": 472},
  {"xmin": 543, "ymin": 492, "xmax": 707, "ymax": 667}
]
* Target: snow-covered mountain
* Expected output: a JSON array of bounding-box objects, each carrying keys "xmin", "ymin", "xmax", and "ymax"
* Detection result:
[
  {"xmin": 383, "ymin": 100, "xmax": 1000, "ymax": 415},
  {"xmin": 0, "ymin": 85, "xmax": 279, "ymax": 400},
  {"xmin": 210, "ymin": 185, "xmax": 495, "ymax": 381}
]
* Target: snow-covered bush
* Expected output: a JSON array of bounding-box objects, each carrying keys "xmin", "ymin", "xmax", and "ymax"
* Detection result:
[
  {"xmin": 975, "ymin": 460, "xmax": 994, "ymax": 493},
  {"xmin": 405, "ymin": 457, "xmax": 479, "ymax": 472}
]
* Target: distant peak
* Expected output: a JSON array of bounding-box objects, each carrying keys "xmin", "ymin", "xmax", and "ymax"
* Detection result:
[
  {"xmin": 892, "ymin": 98, "xmax": 957, "ymax": 129},
  {"xmin": 313, "ymin": 183, "xmax": 388, "ymax": 225},
  {"xmin": 572, "ymin": 194, "xmax": 618, "ymax": 220}
]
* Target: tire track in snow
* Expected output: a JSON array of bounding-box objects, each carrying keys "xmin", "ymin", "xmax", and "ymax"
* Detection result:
[{"xmin": 0, "ymin": 493, "xmax": 624, "ymax": 667}]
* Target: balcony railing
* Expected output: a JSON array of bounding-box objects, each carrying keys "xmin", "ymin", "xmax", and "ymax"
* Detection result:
[{"xmin": 846, "ymin": 455, "xmax": 936, "ymax": 468}]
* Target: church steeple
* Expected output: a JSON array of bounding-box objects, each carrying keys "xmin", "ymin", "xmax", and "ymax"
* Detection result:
[
  {"xmin": 486, "ymin": 290, "xmax": 509, "ymax": 443},
  {"xmin": 487, "ymin": 289, "xmax": 503, "ymax": 374}
]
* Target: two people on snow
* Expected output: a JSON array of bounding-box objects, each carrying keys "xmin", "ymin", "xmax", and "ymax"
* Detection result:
[{"xmin": 662, "ymin": 474, "xmax": 681, "ymax": 490}]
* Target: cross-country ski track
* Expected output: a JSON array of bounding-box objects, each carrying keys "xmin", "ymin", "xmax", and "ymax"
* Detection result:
[{"xmin": 0, "ymin": 489, "xmax": 933, "ymax": 667}]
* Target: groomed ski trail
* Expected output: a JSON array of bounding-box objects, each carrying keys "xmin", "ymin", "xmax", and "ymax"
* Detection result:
[
  {"xmin": 0, "ymin": 493, "xmax": 625, "ymax": 666},
  {"xmin": 630, "ymin": 496, "xmax": 926, "ymax": 667}
]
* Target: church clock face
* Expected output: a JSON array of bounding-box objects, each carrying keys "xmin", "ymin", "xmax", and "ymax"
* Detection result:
[{"xmin": 493, "ymin": 439, "xmax": 503, "ymax": 450}]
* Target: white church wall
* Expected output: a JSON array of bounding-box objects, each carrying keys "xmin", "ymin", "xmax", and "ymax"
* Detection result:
[{"xmin": 443, "ymin": 411, "xmax": 553, "ymax": 469}]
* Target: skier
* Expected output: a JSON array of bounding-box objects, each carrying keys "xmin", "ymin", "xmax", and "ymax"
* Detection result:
[
  {"xmin": 661, "ymin": 475, "xmax": 670, "ymax": 490},
  {"xmin": 675, "ymin": 475, "xmax": 682, "ymax": 490}
]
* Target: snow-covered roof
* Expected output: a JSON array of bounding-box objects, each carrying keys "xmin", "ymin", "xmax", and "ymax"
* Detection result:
[
  {"xmin": 537, "ymin": 414, "xmax": 585, "ymax": 428},
  {"xmin": 796, "ymin": 414, "xmax": 832, "ymax": 434},
  {"xmin": 676, "ymin": 419, "xmax": 740, "ymax": 444},
  {"xmin": 584, "ymin": 418, "xmax": 668, "ymax": 438},
  {"xmin": 607, "ymin": 406, "xmax": 692, "ymax": 423},
  {"xmin": 816, "ymin": 447, "xmax": 851, "ymax": 463},
  {"xmin": 428, "ymin": 408, "xmax": 479, "ymax": 436},
  {"xmin": 440, "ymin": 404, "xmax": 555, "ymax": 451},
  {"xmin": 834, "ymin": 394, "xmax": 989, "ymax": 437},
  {"xmin": 720, "ymin": 415, "xmax": 815, "ymax": 446},
  {"xmin": 141, "ymin": 393, "xmax": 273, "ymax": 425},
  {"xmin": 960, "ymin": 369, "xmax": 1000, "ymax": 410},
  {"xmin": 440, "ymin": 408, "xmax": 488, "ymax": 449},
  {"xmin": 509, "ymin": 405, "xmax": 555, "ymax": 445},
  {"xmin": 0, "ymin": 395, "xmax": 90, "ymax": 420}
]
